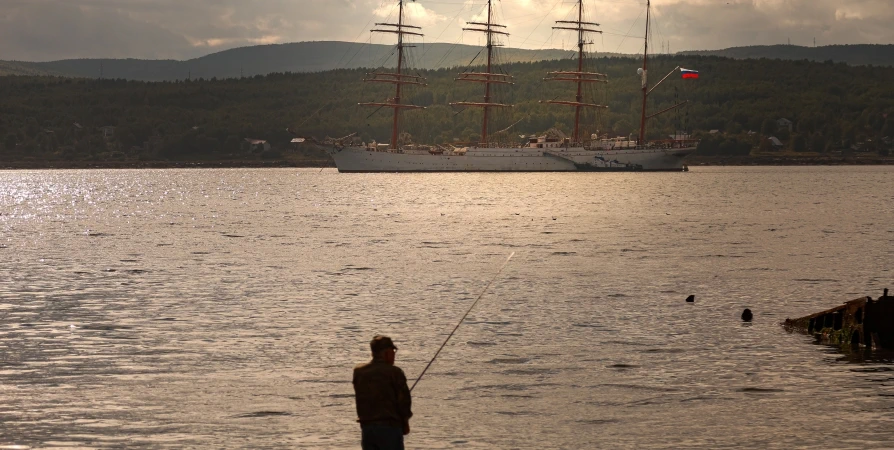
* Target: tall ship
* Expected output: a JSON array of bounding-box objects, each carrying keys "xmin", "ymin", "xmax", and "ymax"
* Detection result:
[{"xmin": 308, "ymin": 0, "xmax": 697, "ymax": 172}]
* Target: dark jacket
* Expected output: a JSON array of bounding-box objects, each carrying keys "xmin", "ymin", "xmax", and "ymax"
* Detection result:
[{"xmin": 353, "ymin": 358, "xmax": 413, "ymax": 428}]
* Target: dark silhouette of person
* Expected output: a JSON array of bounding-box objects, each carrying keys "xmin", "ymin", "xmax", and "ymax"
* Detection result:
[
  {"xmin": 353, "ymin": 335, "xmax": 412, "ymax": 450},
  {"xmin": 742, "ymin": 308, "xmax": 753, "ymax": 322}
]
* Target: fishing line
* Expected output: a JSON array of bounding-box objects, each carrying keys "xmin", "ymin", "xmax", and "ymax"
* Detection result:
[{"xmin": 410, "ymin": 251, "xmax": 515, "ymax": 392}]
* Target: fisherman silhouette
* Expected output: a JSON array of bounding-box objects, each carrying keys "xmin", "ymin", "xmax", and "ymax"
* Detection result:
[{"xmin": 353, "ymin": 336, "xmax": 412, "ymax": 450}]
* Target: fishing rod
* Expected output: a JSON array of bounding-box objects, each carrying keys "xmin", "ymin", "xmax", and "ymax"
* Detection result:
[{"xmin": 409, "ymin": 251, "xmax": 515, "ymax": 392}]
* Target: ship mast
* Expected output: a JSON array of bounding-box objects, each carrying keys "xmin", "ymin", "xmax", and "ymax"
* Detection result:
[
  {"xmin": 638, "ymin": 0, "xmax": 651, "ymax": 144},
  {"xmin": 635, "ymin": 0, "xmax": 689, "ymax": 145},
  {"xmin": 450, "ymin": 0, "xmax": 514, "ymax": 147},
  {"xmin": 542, "ymin": 0, "xmax": 608, "ymax": 144},
  {"xmin": 359, "ymin": 0, "xmax": 427, "ymax": 150}
]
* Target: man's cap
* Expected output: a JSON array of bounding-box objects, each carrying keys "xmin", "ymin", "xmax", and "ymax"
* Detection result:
[{"xmin": 370, "ymin": 335, "xmax": 398, "ymax": 353}]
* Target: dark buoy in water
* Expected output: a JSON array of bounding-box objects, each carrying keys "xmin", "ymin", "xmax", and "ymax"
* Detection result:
[
  {"xmin": 741, "ymin": 308, "xmax": 753, "ymax": 322},
  {"xmin": 685, "ymin": 295, "xmax": 695, "ymax": 303}
]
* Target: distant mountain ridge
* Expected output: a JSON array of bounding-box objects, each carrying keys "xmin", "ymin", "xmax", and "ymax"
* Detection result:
[
  {"xmin": 3, "ymin": 42, "xmax": 893, "ymax": 81},
  {"xmin": 0, "ymin": 60, "xmax": 59, "ymax": 76},
  {"xmin": 0, "ymin": 41, "xmax": 581, "ymax": 81},
  {"xmin": 679, "ymin": 44, "xmax": 894, "ymax": 67}
]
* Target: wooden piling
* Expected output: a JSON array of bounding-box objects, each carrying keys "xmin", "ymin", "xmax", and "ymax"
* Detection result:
[{"xmin": 783, "ymin": 289, "xmax": 893, "ymax": 350}]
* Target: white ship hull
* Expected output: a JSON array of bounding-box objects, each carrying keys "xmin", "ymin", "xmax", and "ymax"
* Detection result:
[{"xmin": 328, "ymin": 145, "xmax": 695, "ymax": 172}]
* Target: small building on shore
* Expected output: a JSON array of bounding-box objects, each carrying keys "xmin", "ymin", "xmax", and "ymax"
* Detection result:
[
  {"xmin": 776, "ymin": 118, "xmax": 793, "ymax": 132},
  {"xmin": 244, "ymin": 138, "xmax": 271, "ymax": 153},
  {"xmin": 768, "ymin": 136, "xmax": 783, "ymax": 148}
]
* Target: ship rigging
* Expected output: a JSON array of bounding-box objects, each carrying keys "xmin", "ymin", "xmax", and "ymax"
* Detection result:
[
  {"xmin": 638, "ymin": 0, "xmax": 691, "ymax": 145},
  {"xmin": 359, "ymin": 0, "xmax": 427, "ymax": 150},
  {"xmin": 449, "ymin": 0, "xmax": 514, "ymax": 147},
  {"xmin": 541, "ymin": 0, "xmax": 608, "ymax": 144},
  {"xmin": 309, "ymin": 0, "xmax": 698, "ymax": 172}
]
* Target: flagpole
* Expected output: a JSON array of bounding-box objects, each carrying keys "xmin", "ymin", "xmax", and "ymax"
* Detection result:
[{"xmin": 648, "ymin": 66, "xmax": 681, "ymax": 95}]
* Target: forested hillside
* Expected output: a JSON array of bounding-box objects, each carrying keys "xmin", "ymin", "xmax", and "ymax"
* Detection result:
[
  {"xmin": 1, "ymin": 54, "xmax": 892, "ymax": 167},
  {"xmin": 0, "ymin": 61, "xmax": 56, "ymax": 77}
]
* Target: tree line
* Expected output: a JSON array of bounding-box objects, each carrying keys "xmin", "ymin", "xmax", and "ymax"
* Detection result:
[{"xmin": 1, "ymin": 54, "xmax": 892, "ymax": 164}]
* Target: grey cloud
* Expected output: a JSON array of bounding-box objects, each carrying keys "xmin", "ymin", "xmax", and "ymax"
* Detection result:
[
  {"xmin": 0, "ymin": 1, "xmax": 194, "ymax": 61},
  {"xmin": 652, "ymin": 0, "xmax": 894, "ymax": 51},
  {"xmin": 0, "ymin": 0, "xmax": 892, "ymax": 62},
  {"xmin": 0, "ymin": 0, "xmax": 373, "ymax": 61}
]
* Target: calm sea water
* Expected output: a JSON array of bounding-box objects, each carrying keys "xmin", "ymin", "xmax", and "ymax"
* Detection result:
[{"xmin": 1, "ymin": 166, "xmax": 892, "ymax": 449}]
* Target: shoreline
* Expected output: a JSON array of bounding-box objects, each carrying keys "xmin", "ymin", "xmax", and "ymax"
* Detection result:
[
  {"xmin": 2, "ymin": 156, "xmax": 893, "ymax": 170},
  {"xmin": 686, "ymin": 155, "xmax": 894, "ymax": 166},
  {"xmin": 0, "ymin": 159, "xmax": 333, "ymax": 170}
]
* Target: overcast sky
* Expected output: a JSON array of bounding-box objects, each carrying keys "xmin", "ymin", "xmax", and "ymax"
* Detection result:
[{"xmin": 1, "ymin": 0, "xmax": 893, "ymax": 62}]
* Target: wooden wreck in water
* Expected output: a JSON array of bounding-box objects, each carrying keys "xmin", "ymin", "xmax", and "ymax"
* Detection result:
[{"xmin": 784, "ymin": 289, "xmax": 894, "ymax": 350}]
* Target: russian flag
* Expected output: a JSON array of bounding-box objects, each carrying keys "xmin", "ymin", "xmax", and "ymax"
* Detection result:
[{"xmin": 681, "ymin": 68, "xmax": 699, "ymax": 79}]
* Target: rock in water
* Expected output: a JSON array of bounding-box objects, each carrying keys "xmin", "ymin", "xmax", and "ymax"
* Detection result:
[
  {"xmin": 741, "ymin": 308, "xmax": 753, "ymax": 322},
  {"xmin": 685, "ymin": 295, "xmax": 695, "ymax": 303}
]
